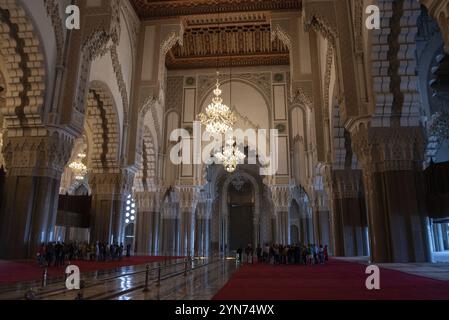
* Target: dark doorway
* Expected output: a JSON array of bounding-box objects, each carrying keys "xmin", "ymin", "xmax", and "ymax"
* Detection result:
[
  {"xmin": 290, "ymin": 225, "xmax": 299, "ymax": 244},
  {"xmin": 228, "ymin": 178, "xmax": 254, "ymax": 251},
  {"xmin": 229, "ymin": 205, "xmax": 253, "ymax": 251}
]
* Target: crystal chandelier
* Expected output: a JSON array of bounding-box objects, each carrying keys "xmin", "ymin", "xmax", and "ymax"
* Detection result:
[
  {"xmin": 69, "ymin": 152, "xmax": 88, "ymax": 181},
  {"xmin": 215, "ymin": 137, "xmax": 246, "ymax": 173},
  {"xmin": 198, "ymin": 72, "xmax": 236, "ymax": 135}
]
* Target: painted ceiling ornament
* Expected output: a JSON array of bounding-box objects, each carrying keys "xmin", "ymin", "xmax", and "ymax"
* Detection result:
[{"xmin": 198, "ymin": 71, "xmax": 236, "ymax": 135}]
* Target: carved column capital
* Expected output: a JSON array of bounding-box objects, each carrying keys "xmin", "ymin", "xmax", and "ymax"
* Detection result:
[
  {"xmin": 331, "ymin": 169, "xmax": 363, "ymax": 199},
  {"xmin": 135, "ymin": 190, "xmax": 163, "ymax": 212},
  {"xmin": 89, "ymin": 168, "xmax": 135, "ymax": 198},
  {"xmin": 269, "ymin": 185, "xmax": 290, "ymax": 213},
  {"xmin": 2, "ymin": 129, "xmax": 74, "ymax": 179},
  {"xmin": 176, "ymin": 185, "xmax": 196, "ymax": 212},
  {"xmin": 351, "ymin": 123, "xmax": 426, "ymax": 173}
]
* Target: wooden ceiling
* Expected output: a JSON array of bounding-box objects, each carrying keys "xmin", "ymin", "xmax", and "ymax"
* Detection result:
[
  {"xmin": 130, "ymin": 0, "xmax": 302, "ymax": 20},
  {"xmin": 166, "ymin": 12, "xmax": 290, "ymax": 69},
  {"xmin": 129, "ymin": 1, "xmax": 298, "ymax": 69}
]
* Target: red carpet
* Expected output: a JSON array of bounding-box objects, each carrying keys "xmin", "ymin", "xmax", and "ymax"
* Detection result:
[
  {"xmin": 0, "ymin": 256, "xmax": 181, "ymax": 284},
  {"xmin": 213, "ymin": 259, "xmax": 449, "ymax": 300}
]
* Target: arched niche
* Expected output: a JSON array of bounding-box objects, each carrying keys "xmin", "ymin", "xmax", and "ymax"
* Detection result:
[
  {"xmin": 290, "ymin": 105, "xmax": 307, "ymax": 184},
  {"xmin": 200, "ymin": 80, "xmax": 271, "ymax": 131},
  {"xmin": 218, "ymin": 170, "xmax": 267, "ymax": 255},
  {"xmin": 164, "ymin": 110, "xmax": 181, "ymax": 186}
]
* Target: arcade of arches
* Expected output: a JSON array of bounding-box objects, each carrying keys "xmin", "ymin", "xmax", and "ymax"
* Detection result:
[{"xmin": 0, "ymin": 0, "xmax": 449, "ymax": 269}]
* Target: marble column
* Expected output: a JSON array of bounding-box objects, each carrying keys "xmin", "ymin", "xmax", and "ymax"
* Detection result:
[
  {"xmin": 271, "ymin": 216, "xmax": 278, "ymax": 244},
  {"xmin": 330, "ymin": 197, "xmax": 345, "ymax": 256},
  {"xmin": 331, "ymin": 170, "xmax": 369, "ymax": 257},
  {"xmin": 432, "ymin": 223, "xmax": 444, "ymax": 252},
  {"xmin": 194, "ymin": 218, "xmax": 201, "ymax": 256},
  {"xmin": 162, "ymin": 217, "xmax": 171, "ymax": 256},
  {"xmin": 204, "ymin": 218, "xmax": 211, "ymax": 256},
  {"xmin": 0, "ymin": 133, "xmax": 73, "ymax": 259},
  {"xmin": 179, "ymin": 210, "xmax": 187, "ymax": 256},
  {"xmin": 153, "ymin": 211, "xmax": 161, "ymax": 255},
  {"xmin": 161, "ymin": 203, "xmax": 178, "ymax": 257},
  {"xmin": 89, "ymin": 170, "xmax": 134, "ymax": 245},
  {"xmin": 187, "ymin": 211, "xmax": 196, "ymax": 257},
  {"xmin": 135, "ymin": 191, "xmax": 161, "ymax": 255},
  {"xmin": 313, "ymin": 206, "xmax": 331, "ymax": 247},
  {"xmin": 442, "ymin": 224, "xmax": 449, "ymax": 251},
  {"xmin": 180, "ymin": 209, "xmax": 195, "ymax": 257},
  {"xmin": 254, "ymin": 209, "xmax": 260, "ymax": 248},
  {"xmin": 352, "ymin": 126, "xmax": 431, "ymax": 263}
]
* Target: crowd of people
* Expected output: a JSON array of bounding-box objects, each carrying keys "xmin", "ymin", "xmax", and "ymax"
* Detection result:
[
  {"xmin": 36, "ymin": 242, "xmax": 133, "ymax": 267},
  {"xmin": 236, "ymin": 243, "xmax": 329, "ymax": 265}
]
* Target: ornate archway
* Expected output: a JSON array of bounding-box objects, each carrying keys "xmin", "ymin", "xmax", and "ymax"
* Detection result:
[{"xmin": 219, "ymin": 169, "xmax": 266, "ymax": 255}]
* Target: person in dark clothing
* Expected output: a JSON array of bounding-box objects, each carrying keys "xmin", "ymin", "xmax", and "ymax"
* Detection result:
[
  {"xmin": 256, "ymin": 245, "xmax": 262, "ymax": 263},
  {"xmin": 236, "ymin": 247, "xmax": 243, "ymax": 262},
  {"xmin": 126, "ymin": 244, "xmax": 131, "ymax": 257}
]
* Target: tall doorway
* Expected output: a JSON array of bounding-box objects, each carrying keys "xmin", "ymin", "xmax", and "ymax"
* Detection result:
[{"xmin": 228, "ymin": 180, "xmax": 254, "ymax": 251}]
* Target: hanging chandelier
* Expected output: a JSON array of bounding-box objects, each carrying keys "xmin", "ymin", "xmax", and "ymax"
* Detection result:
[
  {"xmin": 215, "ymin": 137, "xmax": 246, "ymax": 173},
  {"xmin": 198, "ymin": 72, "xmax": 236, "ymax": 135},
  {"xmin": 69, "ymin": 152, "xmax": 88, "ymax": 181}
]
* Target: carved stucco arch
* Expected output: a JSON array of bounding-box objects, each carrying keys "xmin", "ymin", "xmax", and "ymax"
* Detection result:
[
  {"xmin": 132, "ymin": 25, "xmax": 183, "ymax": 171},
  {"xmin": 158, "ymin": 26, "xmax": 184, "ymax": 105},
  {"xmin": 43, "ymin": 0, "xmax": 65, "ymax": 65},
  {"xmin": 420, "ymin": 0, "xmax": 449, "ymax": 52},
  {"xmin": 85, "ymin": 81, "xmax": 121, "ymax": 171},
  {"xmin": 66, "ymin": 0, "xmax": 121, "ymax": 135},
  {"xmin": 270, "ymin": 23, "xmax": 314, "ymax": 108},
  {"xmin": 289, "ymin": 104, "xmax": 308, "ymax": 146},
  {"xmin": 0, "ymin": 1, "xmax": 46, "ymax": 130},
  {"xmin": 162, "ymin": 108, "xmax": 181, "ymax": 153},
  {"xmin": 304, "ymin": 13, "xmax": 338, "ymax": 49},
  {"xmin": 134, "ymin": 125, "xmax": 157, "ymax": 193},
  {"xmin": 415, "ymin": 10, "xmax": 447, "ymax": 161},
  {"xmin": 289, "ymin": 184, "xmax": 312, "ymax": 219},
  {"xmin": 368, "ymin": 0, "xmax": 422, "ymax": 127},
  {"xmin": 135, "ymin": 96, "xmax": 161, "ymax": 174}
]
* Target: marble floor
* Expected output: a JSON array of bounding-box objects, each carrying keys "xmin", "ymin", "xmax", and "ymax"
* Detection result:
[
  {"xmin": 335, "ymin": 256, "xmax": 449, "ymax": 281},
  {"xmin": 0, "ymin": 258, "xmax": 238, "ymax": 300},
  {"xmin": 1, "ymin": 255, "xmax": 448, "ymax": 300}
]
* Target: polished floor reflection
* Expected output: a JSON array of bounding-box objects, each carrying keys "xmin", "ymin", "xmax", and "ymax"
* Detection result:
[{"xmin": 0, "ymin": 258, "xmax": 238, "ymax": 300}]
